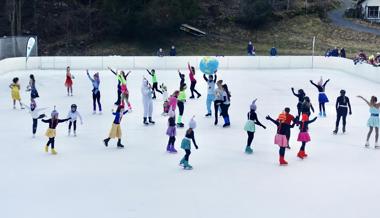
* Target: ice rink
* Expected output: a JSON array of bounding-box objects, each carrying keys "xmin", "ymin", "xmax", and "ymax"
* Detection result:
[{"xmin": 0, "ymin": 67, "xmax": 379, "ymax": 218}]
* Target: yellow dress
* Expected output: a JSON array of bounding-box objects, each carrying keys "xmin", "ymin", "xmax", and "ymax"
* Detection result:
[
  {"xmin": 10, "ymin": 84, "xmax": 21, "ymax": 100},
  {"xmin": 45, "ymin": 128, "xmax": 56, "ymax": 138},
  {"xmin": 109, "ymin": 124, "xmax": 122, "ymax": 139}
]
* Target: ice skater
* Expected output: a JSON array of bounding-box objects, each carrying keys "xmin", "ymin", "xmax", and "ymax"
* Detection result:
[
  {"xmin": 108, "ymin": 67, "xmax": 132, "ymax": 110},
  {"xmin": 65, "ymin": 66, "xmax": 74, "ymax": 96},
  {"xmin": 103, "ymin": 105, "xmax": 128, "ymax": 148},
  {"xmin": 161, "ymin": 83, "xmax": 170, "ymax": 115},
  {"xmin": 141, "ymin": 78, "xmax": 155, "ymax": 125},
  {"xmin": 357, "ymin": 95, "xmax": 380, "ymax": 148},
  {"xmin": 67, "ymin": 104, "xmax": 83, "ymax": 137},
  {"xmin": 146, "ymin": 69, "xmax": 162, "ymax": 99},
  {"xmin": 301, "ymin": 96, "xmax": 314, "ymax": 116},
  {"xmin": 165, "ymin": 90, "xmax": 179, "ymax": 116},
  {"xmin": 86, "ymin": 70, "xmax": 102, "ymax": 114},
  {"xmin": 27, "ymin": 74, "xmax": 39, "ymax": 100},
  {"xmin": 266, "ymin": 113, "xmax": 296, "ymax": 165},
  {"xmin": 22, "ymin": 100, "xmax": 46, "ymax": 137},
  {"xmin": 42, "ymin": 107, "xmax": 70, "ymax": 155},
  {"xmin": 203, "ymin": 73, "xmax": 217, "ymax": 117},
  {"xmin": 178, "ymin": 69, "xmax": 185, "ymax": 88},
  {"xmin": 177, "ymin": 83, "xmax": 187, "ymax": 127},
  {"xmin": 295, "ymin": 114, "xmax": 317, "ymax": 159},
  {"xmin": 310, "ymin": 77, "xmax": 330, "ymax": 117},
  {"xmin": 179, "ymin": 117, "xmax": 199, "ymax": 170},
  {"xmin": 282, "ymin": 108, "xmax": 296, "ymax": 149},
  {"xmin": 244, "ymin": 99, "xmax": 266, "ymax": 154},
  {"xmin": 166, "ymin": 110, "xmax": 178, "ymax": 153},
  {"xmin": 291, "ymin": 87, "xmax": 306, "ymax": 117},
  {"xmin": 214, "ymin": 80, "xmax": 224, "ymax": 125},
  {"xmin": 188, "ymin": 62, "xmax": 201, "ymax": 99},
  {"xmin": 333, "ymin": 90, "xmax": 352, "ymax": 134},
  {"xmin": 221, "ymin": 84, "xmax": 231, "ymax": 127},
  {"xmin": 9, "ymin": 77, "xmax": 24, "ymax": 109}
]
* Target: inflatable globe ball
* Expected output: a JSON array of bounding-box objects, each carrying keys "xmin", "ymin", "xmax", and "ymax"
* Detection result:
[{"xmin": 199, "ymin": 57, "xmax": 219, "ymax": 75}]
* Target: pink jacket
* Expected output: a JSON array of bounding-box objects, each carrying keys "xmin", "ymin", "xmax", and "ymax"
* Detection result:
[
  {"xmin": 168, "ymin": 96, "xmax": 177, "ymax": 111},
  {"xmin": 188, "ymin": 63, "xmax": 196, "ymax": 82}
]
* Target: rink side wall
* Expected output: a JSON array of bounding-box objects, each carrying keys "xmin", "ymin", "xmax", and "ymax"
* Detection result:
[{"xmin": 0, "ymin": 56, "xmax": 379, "ymax": 82}]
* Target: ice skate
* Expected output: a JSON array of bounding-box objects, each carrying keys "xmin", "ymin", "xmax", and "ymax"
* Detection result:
[
  {"xmin": 148, "ymin": 117, "xmax": 155, "ymax": 124},
  {"xmin": 45, "ymin": 145, "xmax": 49, "ymax": 152},
  {"xmin": 51, "ymin": 149, "xmax": 57, "ymax": 155},
  {"xmin": 375, "ymin": 143, "xmax": 380, "ymax": 149},
  {"xmin": 245, "ymin": 146, "xmax": 253, "ymax": 154},
  {"xmin": 365, "ymin": 141, "xmax": 370, "ymax": 148}
]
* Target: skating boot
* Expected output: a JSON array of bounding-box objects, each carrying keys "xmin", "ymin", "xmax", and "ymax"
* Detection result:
[
  {"xmin": 45, "ymin": 145, "xmax": 49, "ymax": 152},
  {"xmin": 92, "ymin": 111, "xmax": 96, "ymax": 115},
  {"xmin": 177, "ymin": 123, "xmax": 184, "ymax": 128},
  {"xmin": 323, "ymin": 112, "xmax": 326, "ymax": 117},
  {"xmin": 51, "ymin": 149, "xmax": 57, "ymax": 155},
  {"xmin": 74, "ymin": 131, "xmax": 77, "ymax": 137},
  {"xmin": 143, "ymin": 117, "xmax": 149, "ymax": 125},
  {"xmin": 245, "ymin": 146, "xmax": 253, "ymax": 154},
  {"xmin": 117, "ymin": 139, "xmax": 124, "ymax": 148},
  {"xmin": 68, "ymin": 129, "xmax": 71, "ymax": 136},
  {"xmin": 148, "ymin": 117, "xmax": 155, "ymax": 124},
  {"xmin": 365, "ymin": 141, "xmax": 370, "ymax": 148},
  {"xmin": 287, "ymin": 145, "xmax": 291, "ymax": 149},
  {"xmin": 166, "ymin": 144, "xmax": 171, "ymax": 152},
  {"xmin": 189, "ymin": 95, "xmax": 195, "ymax": 99},
  {"xmin": 205, "ymin": 113, "xmax": 211, "ymax": 117},
  {"xmin": 333, "ymin": 128, "xmax": 338, "ymax": 135},
  {"xmin": 375, "ymin": 143, "xmax": 380, "ymax": 149},
  {"xmin": 179, "ymin": 158, "xmax": 185, "ymax": 166},
  {"xmin": 319, "ymin": 112, "xmax": 322, "ymax": 117},
  {"xmin": 170, "ymin": 145, "xmax": 178, "ymax": 153},
  {"xmin": 183, "ymin": 161, "xmax": 193, "ymax": 170},
  {"xmin": 197, "ymin": 94, "xmax": 201, "ymax": 98},
  {"xmin": 279, "ymin": 156, "xmax": 288, "ymax": 165},
  {"xmin": 297, "ymin": 151, "xmax": 305, "ymax": 159},
  {"xmin": 103, "ymin": 138, "xmax": 110, "ymax": 147},
  {"xmin": 342, "ymin": 126, "xmax": 346, "ymax": 134}
]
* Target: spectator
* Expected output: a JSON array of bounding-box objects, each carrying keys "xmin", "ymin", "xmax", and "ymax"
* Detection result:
[
  {"xmin": 169, "ymin": 46, "xmax": 176, "ymax": 56},
  {"xmin": 375, "ymin": 52, "xmax": 380, "ymax": 63},
  {"xmin": 157, "ymin": 48, "xmax": 165, "ymax": 57},
  {"xmin": 270, "ymin": 47, "xmax": 277, "ymax": 56},
  {"xmin": 331, "ymin": 47, "xmax": 339, "ymax": 57},
  {"xmin": 247, "ymin": 41, "xmax": 255, "ymax": 56},
  {"xmin": 340, "ymin": 48, "xmax": 346, "ymax": 58},
  {"xmin": 353, "ymin": 50, "xmax": 367, "ymax": 65},
  {"xmin": 325, "ymin": 49, "xmax": 331, "ymax": 57}
]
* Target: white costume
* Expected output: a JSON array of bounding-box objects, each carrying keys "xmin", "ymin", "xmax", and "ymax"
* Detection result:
[{"xmin": 141, "ymin": 79, "xmax": 153, "ymax": 118}]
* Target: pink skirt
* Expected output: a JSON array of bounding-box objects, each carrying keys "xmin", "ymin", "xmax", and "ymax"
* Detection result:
[
  {"xmin": 274, "ymin": 134, "xmax": 288, "ymax": 147},
  {"xmin": 297, "ymin": 132, "xmax": 311, "ymax": 142}
]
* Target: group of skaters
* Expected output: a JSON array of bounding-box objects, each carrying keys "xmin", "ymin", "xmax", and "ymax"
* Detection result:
[{"xmin": 8, "ymin": 65, "xmax": 380, "ymax": 169}]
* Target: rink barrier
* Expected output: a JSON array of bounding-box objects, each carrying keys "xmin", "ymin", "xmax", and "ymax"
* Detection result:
[{"xmin": 0, "ymin": 56, "xmax": 379, "ymax": 82}]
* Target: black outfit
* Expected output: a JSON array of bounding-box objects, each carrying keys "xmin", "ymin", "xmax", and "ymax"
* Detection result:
[
  {"xmin": 301, "ymin": 102, "xmax": 314, "ymax": 116},
  {"xmin": 190, "ymin": 80, "xmax": 201, "ymax": 98},
  {"xmin": 42, "ymin": 118, "xmax": 70, "ymax": 148},
  {"xmin": 32, "ymin": 114, "xmax": 45, "ymax": 134},
  {"xmin": 310, "ymin": 80, "xmax": 330, "ymax": 113},
  {"xmin": 184, "ymin": 130, "xmax": 197, "ymax": 161},
  {"xmin": 110, "ymin": 69, "xmax": 122, "ymax": 105},
  {"xmin": 93, "ymin": 91, "xmax": 101, "ymax": 111},
  {"xmin": 168, "ymin": 116, "xmax": 176, "ymax": 145},
  {"xmin": 292, "ymin": 89, "xmax": 305, "ymax": 116},
  {"xmin": 69, "ymin": 120, "xmax": 77, "ymax": 131},
  {"xmin": 147, "ymin": 70, "xmax": 162, "ymax": 98},
  {"xmin": 177, "ymin": 101, "xmax": 184, "ymax": 117},
  {"xmin": 267, "ymin": 116, "xmax": 296, "ymax": 156},
  {"xmin": 179, "ymin": 72, "xmax": 185, "ymax": 88},
  {"xmin": 335, "ymin": 95, "xmax": 352, "ymax": 133}
]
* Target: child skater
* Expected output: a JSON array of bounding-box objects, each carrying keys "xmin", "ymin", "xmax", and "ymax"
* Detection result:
[
  {"xmin": 9, "ymin": 77, "xmax": 24, "ymax": 109},
  {"xmin": 177, "ymin": 83, "xmax": 187, "ymax": 127},
  {"xmin": 27, "ymin": 74, "xmax": 39, "ymax": 100},
  {"xmin": 244, "ymin": 99, "xmax": 266, "ymax": 154},
  {"xmin": 178, "ymin": 69, "xmax": 185, "ymax": 89},
  {"xmin": 221, "ymin": 84, "xmax": 231, "ymax": 127},
  {"xmin": 203, "ymin": 72, "xmax": 217, "ymax": 117},
  {"xmin": 67, "ymin": 104, "xmax": 83, "ymax": 137},
  {"xmin": 310, "ymin": 77, "xmax": 330, "ymax": 117},
  {"xmin": 161, "ymin": 83, "xmax": 169, "ymax": 115},
  {"xmin": 141, "ymin": 78, "xmax": 155, "ymax": 125},
  {"xmin": 291, "ymin": 87, "xmax": 305, "ymax": 117},
  {"xmin": 65, "ymin": 66, "xmax": 74, "ymax": 96},
  {"xmin": 214, "ymin": 80, "xmax": 224, "ymax": 125},
  {"xmin": 188, "ymin": 62, "xmax": 201, "ymax": 99},
  {"xmin": 266, "ymin": 112, "xmax": 295, "ymax": 165},
  {"xmin": 295, "ymin": 114, "xmax": 317, "ymax": 159},
  {"xmin": 22, "ymin": 100, "xmax": 46, "ymax": 137},
  {"xmin": 146, "ymin": 69, "xmax": 162, "ymax": 99},
  {"xmin": 42, "ymin": 107, "xmax": 70, "ymax": 155},
  {"xmin": 103, "ymin": 105, "xmax": 128, "ymax": 148},
  {"xmin": 333, "ymin": 90, "xmax": 352, "ymax": 134},
  {"xmin": 166, "ymin": 110, "xmax": 178, "ymax": 153},
  {"xmin": 179, "ymin": 117, "xmax": 199, "ymax": 170},
  {"xmin": 301, "ymin": 96, "xmax": 315, "ymax": 116},
  {"xmin": 108, "ymin": 67, "xmax": 132, "ymax": 110},
  {"xmin": 357, "ymin": 95, "xmax": 380, "ymax": 148},
  {"xmin": 165, "ymin": 90, "xmax": 179, "ymax": 116},
  {"xmin": 283, "ymin": 108, "xmax": 295, "ymax": 149},
  {"xmin": 86, "ymin": 70, "xmax": 102, "ymax": 114}
]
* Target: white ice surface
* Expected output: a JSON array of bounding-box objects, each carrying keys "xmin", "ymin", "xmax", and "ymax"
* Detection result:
[{"xmin": 0, "ymin": 68, "xmax": 379, "ymax": 218}]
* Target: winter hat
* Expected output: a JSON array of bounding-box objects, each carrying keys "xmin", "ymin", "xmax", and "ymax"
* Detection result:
[
  {"xmin": 189, "ymin": 116, "xmax": 197, "ymax": 129},
  {"xmin": 51, "ymin": 106, "xmax": 59, "ymax": 118},
  {"xmin": 250, "ymin": 99, "xmax": 257, "ymax": 111}
]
